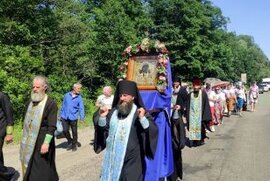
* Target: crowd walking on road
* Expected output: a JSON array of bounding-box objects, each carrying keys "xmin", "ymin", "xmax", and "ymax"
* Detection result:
[
  {"xmin": 0, "ymin": 74, "xmax": 263, "ymax": 181},
  {"xmin": 0, "ymin": 52, "xmax": 263, "ymax": 181}
]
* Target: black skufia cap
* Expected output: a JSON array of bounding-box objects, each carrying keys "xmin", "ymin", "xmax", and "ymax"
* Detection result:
[
  {"xmin": 173, "ymin": 77, "xmax": 181, "ymax": 83},
  {"xmin": 112, "ymin": 80, "xmax": 145, "ymax": 108}
]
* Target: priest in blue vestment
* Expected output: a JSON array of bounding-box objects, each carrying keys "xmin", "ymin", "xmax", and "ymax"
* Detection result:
[{"xmin": 93, "ymin": 80, "xmax": 158, "ymax": 181}]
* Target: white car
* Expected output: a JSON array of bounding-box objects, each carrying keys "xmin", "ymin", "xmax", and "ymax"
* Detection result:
[{"xmin": 259, "ymin": 83, "xmax": 269, "ymax": 92}]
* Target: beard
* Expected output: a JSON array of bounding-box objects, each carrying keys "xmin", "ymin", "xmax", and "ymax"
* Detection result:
[
  {"xmin": 193, "ymin": 89, "xmax": 200, "ymax": 97},
  {"xmin": 117, "ymin": 100, "xmax": 134, "ymax": 119},
  {"xmin": 31, "ymin": 91, "xmax": 45, "ymax": 102}
]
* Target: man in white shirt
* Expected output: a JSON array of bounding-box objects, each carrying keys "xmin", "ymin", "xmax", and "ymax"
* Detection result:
[{"xmin": 95, "ymin": 86, "xmax": 114, "ymax": 110}]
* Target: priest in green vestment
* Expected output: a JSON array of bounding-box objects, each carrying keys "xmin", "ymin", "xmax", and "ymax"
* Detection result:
[{"xmin": 186, "ymin": 78, "xmax": 212, "ymax": 147}]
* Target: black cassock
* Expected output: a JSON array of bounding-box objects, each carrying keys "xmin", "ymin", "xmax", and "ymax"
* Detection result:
[
  {"xmin": 186, "ymin": 90, "xmax": 212, "ymax": 144},
  {"xmin": 0, "ymin": 92, "xmax": 14, "ymax": 181},
  {"xmin": 93, "ymin": 108, "xmax": 158, "ymax": 181},
  {"xmin": 176, "ymin": 86, "xmax": 189, "ymax": 116},
  {"xmin": 168, "ymin": 110, "xmax": 186, "ymax": 181},
  {"xmin": 23, "ymin": 98, "xmax": 59, "ymax": 181}
]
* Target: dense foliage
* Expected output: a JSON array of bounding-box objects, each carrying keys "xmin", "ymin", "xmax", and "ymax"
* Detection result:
[{"xmin": 0, "ymin": 0, "xmax": 269, "ymax": 122}]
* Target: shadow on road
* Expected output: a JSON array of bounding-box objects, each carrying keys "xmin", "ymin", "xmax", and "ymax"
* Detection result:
[
  {"xmin": 183, "ymin": 163, "xmax": 210, "ymax": 175},
  {"xmin": 89, "ymin": 139, "xmax": 94, "ymax": 146},
  {"xmin": 56, "ymin": 141, "xmax": 69, "ymax": 149}
]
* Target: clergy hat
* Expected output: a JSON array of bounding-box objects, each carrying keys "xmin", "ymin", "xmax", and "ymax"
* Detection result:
[
  {"xmin": 118, "ymin": 80, "xmax": 137, "ymax": 97},
  {"xmin": 112, "ymin": 80, "xmax": 145, "ymax": 108},
  {"xmin": 173, "ymin": 77, "xmax": 181, "ymax": 83},
  {"xmin": 192, "ymin": 78, "xmax": 202, "ymax": 86}
]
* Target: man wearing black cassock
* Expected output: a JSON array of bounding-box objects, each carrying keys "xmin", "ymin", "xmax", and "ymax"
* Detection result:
[
  {"xmin": 93, "ymin": 80, "xmax": 158, "ymax": 181},
  {"xmin": 185, "ymin": 78, "xmax": 211, "ymax": 147},
  {"xmin": 167, "ymin": 109, "xmax": 186, "ymax": 181},
  {"xmin": 20, "ymin": 75, "xmax": 58, "ymax": 181},
  {"xmin": 168, "ymin": 77, "xmax": 188, "ymax": 181},
  {"xmin": 173, "ymin": 77, "xmax": 188, "ymax": 117},
  {"xmin": 0, "ymin": 91, "xmax": 15, "ymax": 181}
]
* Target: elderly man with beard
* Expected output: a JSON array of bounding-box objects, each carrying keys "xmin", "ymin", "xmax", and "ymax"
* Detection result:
[
  {"xmin": 20, "ymin": 75, "xmax": 59, "ymax": 181},
  {"xmin": 93, "ymin": 80, "xmax": 158, "ymax": 181}
]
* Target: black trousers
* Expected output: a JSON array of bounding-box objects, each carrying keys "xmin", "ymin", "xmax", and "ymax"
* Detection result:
[
  {"xmin": 0, "ymin": 136, "xmax": 16, "ymax": 181},
  {"xmin": 167, "ymin": 149, "xmax": 183, "ymax": 181},
  {"xmin": 0, "ymin": 136, "xmax": 4, "ymax": 168},
  {"xmin": 62, "ymin": 119, "xmax": 78, "ymax": 145}
]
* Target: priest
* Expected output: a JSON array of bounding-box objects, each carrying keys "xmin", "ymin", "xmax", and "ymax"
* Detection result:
[
  {"xmin": 93, "ymin": 80, "xmax": 158, "ymax": 181},
  {"xmin": 185, "ymin": 78, "xmax": 212, "ymax": 147}
]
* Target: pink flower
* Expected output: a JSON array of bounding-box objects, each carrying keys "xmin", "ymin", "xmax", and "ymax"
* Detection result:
[
  {"xmin": 160, "ymin": 48, "xmax": 168, "ymax": 54},
  {"xmin": 158, "ymin": 58, "xmax": 164, "ymax": 64},
  {"xmin": 159, "ymin": 75, "xmax": 166, "ymax": 81},
  {"xmin": 125, "ymin": 46, "xmax": 132, "ymax": 53},
  {"xmin": 163, "ymin": 58, "xmax": 168, "ymax": 65}
]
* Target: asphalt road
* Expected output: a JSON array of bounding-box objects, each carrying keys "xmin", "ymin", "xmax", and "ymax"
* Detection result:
[
  {"xmin": 182, "ymin": 92, "xmax": 270, "ymax": 181},
  {"xmin": 3, "ymin": 92, "xmax": 270, "ymax": 181}
]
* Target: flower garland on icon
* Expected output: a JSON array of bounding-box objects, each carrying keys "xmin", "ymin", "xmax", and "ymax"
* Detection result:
[{"xmin": 120, "ymin": 38, "xmax": 169, "ymax": 93}]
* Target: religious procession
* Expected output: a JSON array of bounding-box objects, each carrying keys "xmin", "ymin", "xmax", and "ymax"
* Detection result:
[
  {"xmin": 1, "ymin": 1, "xmax": 270, "ymax": 181},
  {"xmin": 0, "ymin": 37, "xmax": 264, "ymax": 181}
]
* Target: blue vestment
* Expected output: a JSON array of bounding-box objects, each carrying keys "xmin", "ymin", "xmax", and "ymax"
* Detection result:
[{"xmin": 140, "ymin": 60, "xmax": 174, "ymax": 181}]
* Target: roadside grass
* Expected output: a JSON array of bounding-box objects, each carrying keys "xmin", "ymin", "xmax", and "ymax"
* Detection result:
[
  {"xmin": 78, "ymin": 113, "xmax": 94, "ymax": 128},
  {"xmin": 12, "ymin": 122, "xmax": 23, "ymax": 144},
  {"xmin": 11, "ymin": 103, "xmax": 96, "ymax": 145}
]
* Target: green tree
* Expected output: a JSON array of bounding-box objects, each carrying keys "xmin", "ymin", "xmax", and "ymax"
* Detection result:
[
  {"xmin": 88, "ymin": 0, "xmax": 153, "ymax": 87},
  {"xmin": 148, "ymin": 0, "xmax": 229, "ymax": 80}
]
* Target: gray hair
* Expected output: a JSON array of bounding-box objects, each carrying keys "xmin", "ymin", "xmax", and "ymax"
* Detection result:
[
  {"xmin": 33, "ymin": 75, "xmax": 50, "ymax": 93},
  {"xmin": 103, "ymin": 86, "xmax": 112, "ymax": 92},
  {"xmin": 73, "ymin": 82, "xmax": 82, "ymax": 89}
]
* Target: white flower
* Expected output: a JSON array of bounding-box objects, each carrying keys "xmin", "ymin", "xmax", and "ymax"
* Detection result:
[{"xmin": 140, "ymin": 38, "xmax": 150, "ymax": 51}]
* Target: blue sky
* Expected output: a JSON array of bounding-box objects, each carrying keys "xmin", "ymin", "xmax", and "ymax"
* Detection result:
[{"xmin": 212, "ymin": 0, "xmax": 270, "ymax": 60}]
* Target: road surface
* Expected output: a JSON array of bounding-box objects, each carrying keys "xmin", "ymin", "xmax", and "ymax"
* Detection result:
[{"xmin": 3, "ymin": 92, "xmax": 270, "ymax": 181}]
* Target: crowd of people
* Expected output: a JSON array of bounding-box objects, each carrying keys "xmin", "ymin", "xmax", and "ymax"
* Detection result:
[
  {"xmin": 203, "ymin": 80, "xmax": 259, "ymax": 127},
  {"xmin": 173, "ymin": 79, "xmax": 259, "ymax": 132},
  {"xmin": 0, "ymin": 72, "xmax": 261, "ymax": 181}
]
